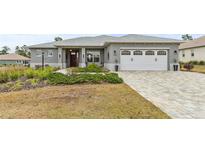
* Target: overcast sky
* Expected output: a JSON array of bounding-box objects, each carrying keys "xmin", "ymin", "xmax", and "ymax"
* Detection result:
[{"xmin": 0, "ymin": 34, "xmax": 204, "ymax": 53}]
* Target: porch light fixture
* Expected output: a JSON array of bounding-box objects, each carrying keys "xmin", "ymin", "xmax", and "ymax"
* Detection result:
[{"xmin": 70, "ymin": 49, "xmax": 72, "ymax": 51}]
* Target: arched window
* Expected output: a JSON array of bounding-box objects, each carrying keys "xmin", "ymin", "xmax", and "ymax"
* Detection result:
[
  {"xmin": 87, "ymin": 53, "xmax": 93, "ymax": 62},
  {"xmin": 121, "ymin": 50, "xmax": 131, "ymax": 55},
  {"xmin": 157, "ymin": 51, "xmax": 166, "ymax": 55},
  {"xmin": 145, "ymin": 50, "xmax": 155, "ymax": 55},
  {"xmin": 133, "ymin": 50, "xmax": 143, "ymax": 55}
]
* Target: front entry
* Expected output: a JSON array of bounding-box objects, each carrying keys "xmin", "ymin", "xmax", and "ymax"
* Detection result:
[{"xmin": 70, "ymin": 51, "xmax": 78, "ymax": 67}]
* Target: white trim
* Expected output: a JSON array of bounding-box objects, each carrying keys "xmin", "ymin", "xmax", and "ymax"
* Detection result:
[{"xmin": 120, "ymin": 47, "xmax": 170, "ymax": 50}]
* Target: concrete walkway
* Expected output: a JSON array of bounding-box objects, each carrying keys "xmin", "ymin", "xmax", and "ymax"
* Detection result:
[{"xmin": 118, "ymin": 71, "xmax": 205, "ymax": 119}]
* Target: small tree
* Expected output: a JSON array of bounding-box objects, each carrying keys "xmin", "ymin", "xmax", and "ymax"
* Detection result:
[
  {"xmin": 54, "ymin": 36, "xmax": 63, "ymax": 41},
  {"xmin": 182, "ymin": 34, "xmax": 193, "ymax": 40},
  {"xmin": 15, "ymin": 45, "xmax": 31, "ymax": 58},
  {"xmin": 0, "ymin": 46, "xmax": 10, "ymax": 55}
]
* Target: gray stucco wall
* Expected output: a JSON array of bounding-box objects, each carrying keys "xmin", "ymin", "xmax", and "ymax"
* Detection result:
[
  {"xmin": 30, "ymin": 48, "xmax": 58, "ymax": 67},
  {"xmin": 104, "ymin": 43, "xmax": 179, "ymax": 70}
]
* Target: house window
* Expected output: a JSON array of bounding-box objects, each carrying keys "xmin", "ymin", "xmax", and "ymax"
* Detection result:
[
  {"xmin": 157, "ymin": 50, "xmax": 166, "ymax": 55},
  {"xmin": 133, "ymin": 50, "xmax": 143, "ymax": 55},
  {"xmin": 121, "ymin": 50, "xmax": 131, "ymax": 55},
  {"xmin": 191, "ymin": 50, "xmax": 194, "ymax": 57},
  {"xmin": 182, "ymin": 51, "xmax": 185, "ymax": 57},
  {"xmin": 145, "ymin": 50, "xmax": 155, "ymax": 55},
  {"xmin": 113, "ymin": 50, "xmax": 117, "ymax": 56},
  {"xmin": 108, "ymin": 52, "xmax": 110, "ymax": 60},
  {"xmin": 87, "ymin": 53, "xmax": 93, "ymax": 62},
  {"xmin": 48, "ymin": 50, "xmax": 53, "ymax": 57},
  {"xmin": 94, "ymin": 55, "xmax": 100, "ymax": 62}
]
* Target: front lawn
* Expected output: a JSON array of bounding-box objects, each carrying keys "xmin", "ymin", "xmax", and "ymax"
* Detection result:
[
  {"xmin": 0, "ymin": 84, "xmax": 169, "ymax": 119},
  {"xmin": 189, "ymin": 65, "xmax": 205, "ymax": 73}
]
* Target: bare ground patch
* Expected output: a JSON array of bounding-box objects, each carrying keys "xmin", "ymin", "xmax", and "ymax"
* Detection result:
[{"xmin": 0, "ymin": 84, "xmax": 169, "ymax": 119}]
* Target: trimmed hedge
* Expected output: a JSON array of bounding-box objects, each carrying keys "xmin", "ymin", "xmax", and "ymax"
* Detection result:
[
  {"xmin": 72, "ymin": 64, "xmax": 108, "ymax": 73},
  {"xmin": 48, "ymin": 73, "xmax": 123, "ymax": 85}
]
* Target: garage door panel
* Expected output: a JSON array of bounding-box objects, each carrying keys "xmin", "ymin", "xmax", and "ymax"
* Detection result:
[{"xmin": 120, "ymin": 49, "xmax": 168, "ymax": 71}]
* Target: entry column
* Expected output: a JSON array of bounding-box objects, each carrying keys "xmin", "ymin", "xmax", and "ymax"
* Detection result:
[
  {"xmin": 58, "ymin": 47, "xmax": 63, "ymax": 68},
  {"xmin": 80, "ymin": 48, "xmax": 86, "ymax": 67}
]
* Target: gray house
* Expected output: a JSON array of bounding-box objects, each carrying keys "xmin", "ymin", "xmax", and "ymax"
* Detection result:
[{"xmin": 27, "ymin": 34, "xmax": 182, "ymax": 71}]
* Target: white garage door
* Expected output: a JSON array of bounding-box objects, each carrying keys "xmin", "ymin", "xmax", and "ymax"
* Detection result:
[{"xmin": 120, "ymin": 49, "xmax": 168, "ymax": 71}]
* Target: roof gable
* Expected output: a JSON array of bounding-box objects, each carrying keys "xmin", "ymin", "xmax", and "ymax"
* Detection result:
[{"xmin": 179, "ymin": 36, "xmax": 205, "ymax": 50}]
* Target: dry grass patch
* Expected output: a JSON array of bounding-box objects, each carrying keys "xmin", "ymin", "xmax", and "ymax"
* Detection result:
[
  {"xmin": 181, "ymin": 65, "xmax": 205, "ymax": 74},
  {"xmin": 0, "ymin": 84, "xmax": 169, "ymax": 119},
  {"xmin": 191, "ymin": 65, "xmax": 205, "ymax": 73}
]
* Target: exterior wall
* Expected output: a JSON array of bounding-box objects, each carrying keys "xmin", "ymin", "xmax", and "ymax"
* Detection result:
[
  {"xmin": 30, "ymin": 48, "xmax": 59, "ymax": 68},
  {"xmin": 0, "ymin": 60, "xmax": 17, "ymax": 65},
  {"xmin": 30, "ymin": 43, "xmax": 179, "ymax": 70},
  {"xmin": 179, "ymin": 47, "xmax": 205, "ymax": 62},
  {"xmin": 0, "ymin": 60, "xmax": 30, "ymax": 65},
  {"xmin": 104, "ymin": 43, "xmax": 179, "ymax": 70}
]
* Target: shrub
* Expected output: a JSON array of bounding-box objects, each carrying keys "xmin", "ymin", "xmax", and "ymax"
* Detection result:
[
  {"xmin": 72, "ymin": 64, "xmax": 104, "ymax": 73},
  {"xmin": 47, "ymin": 73, "xmax": 70, "ymax": 85},
  {"xmin": 0, "ymin": 73, "xmax": 9, "ymax": 83},
  {"xmin": 86, "ymin": 64, "xmax": 102, "ymax": 72},
  {"xmin": 189, "ymin": 61, "xmax": 198, "ymax": 65},
  {"xmin": 48, "ymin": 72, "xmax": 123, "ymax": 85},
  {"xmin": 104, "ymin": 73, "xmax": 123, "ymax": 83},
  {"xmin": 199, "ymin": 61, "xmax": 205, "ymax": 65},
  {"xmin": 24, "ymin": 68, "xmax": 35, "ymax": 79},
  {"xmin": 9, "ymin": 72, "xmax": 21, "ymax": 81},
  {"xmin": 183, "ymin": 63, "xmax": 194, "ymax": 70}
]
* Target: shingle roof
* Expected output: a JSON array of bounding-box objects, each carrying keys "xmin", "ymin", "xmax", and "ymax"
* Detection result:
[
  {"xmin": 179, "ymin": 36, "xmax": 205, "ymax": 50},
  {"xmin": 27, "ymin": 41, "xmax": 56, "ymax": 49},
  {"xmin": 0, "ymin": 53, "xmax": 30, "ymax": 61},
  {"xmin": 28, "ymin": 34, "xmax": 182, "ymax": 49}
]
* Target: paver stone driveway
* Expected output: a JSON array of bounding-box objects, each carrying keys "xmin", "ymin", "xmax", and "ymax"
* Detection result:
[{"xmin": 118, "ymin": 71, "xmax": 205, "ymax": 118}]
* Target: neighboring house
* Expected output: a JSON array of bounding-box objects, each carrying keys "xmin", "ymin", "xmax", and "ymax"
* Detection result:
[
  {"xmin": 179, "ymin": 36, "xmax": 205, "ymax": 62},
  {"xmin": 27, "ymin": 34, "xmax": 182, "ymax": 71},
  {"xmin": 0, "ymin": 53, "xmax": 30, "ymax": 66}
]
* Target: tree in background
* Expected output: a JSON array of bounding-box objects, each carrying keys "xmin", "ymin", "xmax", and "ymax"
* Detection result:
[
  {"xmin": 182, "ymin": 34, "xmax": 193, "ymax": 40},
  {"xmin": 15, "ymin": 45, "xmax": 31, "ymax": 58},
  {"xmin": 0, "ymin": 46, "xmax": 10, "ymax": 55},
  {"xmin": 54, "ymin": 36, "xmax": 63, "ymax": 41}
]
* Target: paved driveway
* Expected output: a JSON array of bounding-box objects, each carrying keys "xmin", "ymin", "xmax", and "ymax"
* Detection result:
[{"xmin": 118, "ymin": 71, "xmax": 205, "ymax": 118}]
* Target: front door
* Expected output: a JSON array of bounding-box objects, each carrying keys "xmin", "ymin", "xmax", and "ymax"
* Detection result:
[{"xmin": 70, "ymin": 51, "xmax": 78, "ymax": 67}]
